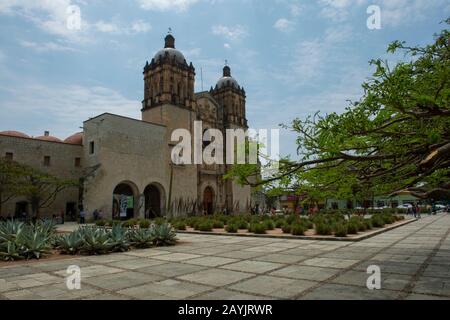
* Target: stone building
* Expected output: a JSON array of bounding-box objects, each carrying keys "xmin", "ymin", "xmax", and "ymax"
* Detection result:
[{"xmin": 0, "ymin": 34, "xmax": 251, "ymax": 220}]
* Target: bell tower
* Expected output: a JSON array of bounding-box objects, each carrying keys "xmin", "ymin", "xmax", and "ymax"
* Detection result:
[
  {"xmin": 211, "ymin": 64, "xmax": 247, "ymax": 129},
  {"xmin": 142, "ymin": 33, "xmax": 196, "ymax": 120}
]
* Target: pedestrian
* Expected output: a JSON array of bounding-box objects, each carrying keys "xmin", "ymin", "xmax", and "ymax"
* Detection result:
[
  {"xmin": 93, "ymin": 209, "xmax": 99, "ymax": 221},
  {"xmin": 60, "ymin": 209, "xmax": 65, "ymax": 224},
  {"xmin": 416, "ymin": 203, "xmax": 421, "ymax": 219},
  {"xmin": 412, "ymin": 204, "xmax": 417, "ymax": 218},
  {"xmin": 79, "ymin": 209, "xmax": 86, "ymax": 224}
]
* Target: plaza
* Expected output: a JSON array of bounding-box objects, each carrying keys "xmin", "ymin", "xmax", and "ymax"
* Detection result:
[{"xmin": 1, "ymin": 213, "xmax": 449, "ymax": 300}]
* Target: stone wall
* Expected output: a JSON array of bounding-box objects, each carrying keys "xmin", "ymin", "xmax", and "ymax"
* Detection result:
[{"xmin": 0, "ymin": 134, "xmax": 82, "ymax": 218}]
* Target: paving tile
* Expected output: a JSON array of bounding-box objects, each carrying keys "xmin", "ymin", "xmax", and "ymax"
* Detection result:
[
  {"xmin": 54, "ymin": 265, "xmax": 123, "ymax": 278},
  {"xmin": 83, "ymin": 271, "xmax": 164, "ymax": 291},
  {"xmin": 299, "ymin": 283, "xmax": 400, "ymax": 300},
  {"xmin": 2, "ymin": 282, "xmax": 101, "ymax": 300},
  {"xmin": 135, "ymin": 262, "xmax": 207, "ymax": 277},
  {"xmin": 412, "ymin": 276, "xmax": 450, "ymax": 297},
  {"xmin": 183, "ymin": 256, "xmax": 239, "ymax": 267},
  {"xmin": 229, "ymin": 275, "xmax": 318, "ymax": 299},
  {"xmin": 178, "ymin": 269, "xmax": 254, "ymax": 286},
  {"xmin": 193, "ymin": 289, "xmax": 270, "ymax": 300},
  {"xmin": 220, "ymin": 260, "xmax": 285, "ymax": 274},
  {"xmin": 300, "ymin": 257, "xmax": 359, "ymax": 269},
  {"xmin": 331, "ymin": 270, "xmax": 412, "ymax": 291},
  {"xmin": 106, "ymin": 258, "xmax": 167, "ymax": 270},
  {"xmin": 118, "ymin": 279, "xmax": 212, "ymax": 299},
  {"xmin": 153, "ymin": 253, "xmax": 203, "ymax": 262},
  {"xmin": 270, "ymin": 265, "xmax": 339, "ymax": 282},
  {"xmin": 253, "ymin": 253, "xmax": 308, "ymax": 264}
]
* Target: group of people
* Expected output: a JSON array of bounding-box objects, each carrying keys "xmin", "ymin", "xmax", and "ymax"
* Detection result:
[{"xmin": 407, "ymin": 203, "xmax": 422, "ymax": 219}]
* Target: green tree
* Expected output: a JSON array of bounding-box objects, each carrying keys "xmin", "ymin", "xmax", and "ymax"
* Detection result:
[
  {"xmin": 0, "ymin": 158, "xmax": 27, "ymax": 215},
  {"xmin": 228, "ymin": 20, "xmax": 450, "ymax": 200}
]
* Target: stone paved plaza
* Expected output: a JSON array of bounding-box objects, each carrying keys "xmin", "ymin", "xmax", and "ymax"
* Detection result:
[{"xmin": 0, "ymin": 214, "xmax": 449, "ymax": 300}]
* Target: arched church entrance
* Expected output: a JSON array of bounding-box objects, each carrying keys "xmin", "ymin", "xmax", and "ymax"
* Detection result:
[
  {"xmin": 144, "ymin": 184, "xmax": 164, "ymax": 219},
  {"xmin": 112, "ymin": 182, "xmax": 138, "ymax": 220},
  {"xmin": 203, "ymin": 187, "xmax": 215, "ymax": 215}
]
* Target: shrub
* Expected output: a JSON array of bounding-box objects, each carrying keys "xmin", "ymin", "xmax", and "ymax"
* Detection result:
[
  {"xmin": 364, "ymin": 220, "xmax": 373, "ymax": 230},
  {"xmin": 237, "ymin": 220, "xmax": 248, "ymax": 230},
  {"xmin": 249, "ymin": 222, "xmax": 266, "ymax": 234},
  {"xmin": 198, "ymin": 221, "xmax": 213, "ymax": 232},
  {"xmin": 95, "ymin": 219, "xmax": 106, "ymax": 227},
  {"xmin": 347, "ymin": 222, "xmax": 359, "ymax": 234},
  {"xmin": 275, "ymin": 219, "xmax": 286, "ymax": 228},
  {"xmin": 123, "ymin": 219, "xmax": 137, "ymax": 228},
  {"xmin": 291, "ymin": 224, "xmax": 306, "ymax": 236},
  {"xmin": 153, "ymin": 217, "xmax": 166, "ymax": 226},
  {"xmin": 286, "ymin": 215, "xmax": 297, "ymax": 225},
  {"xmin": 281, "ymin": 224, "xmax": 292, "ymax": 234},
  {"xmin": 173, "ymin": 221, "xmax": 186, "ymax": 230},
  {"xmin": 315, "ymin": 223, "xmax": 332, "ymax": 236},
  {"xmin": 139, "ymin": 219, "xmax": 151, "ymax": 229},
  {"xmin": 225, "ymin": 224, "xmax": 238, "ymax": 233},
  {"xmin": 212, "ymin": 220, "xmax": 225, "ymax": 229},
  {"xmin": 371, "ymin": 215, "xmax": 385, "ymax": 228},
  {"xmin": 264, "ymin": 220, "xmax": 275, "ymax": 230},
  {"xmin": 334, "ymin": 223, "xmax": 348, "ymax": 237}
]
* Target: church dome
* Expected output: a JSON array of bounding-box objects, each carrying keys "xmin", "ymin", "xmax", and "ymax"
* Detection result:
[
  {"xmin": 35, "ymin": 131, "xmax": 62, "ymax": 143},
  {"xmin": 153, "ymin": 34, "xmax": 186, "ymax": 64},
  {"xmin": 216, "ymin": 65, "xmax": 239, "ymax": 89},
  {"xmin": 64, "ymin": 132, "xmax": 83, "ymax": 145},
  {"xmin": 0, "ymin": 130, "xmax": 30, "ymax": 138}
]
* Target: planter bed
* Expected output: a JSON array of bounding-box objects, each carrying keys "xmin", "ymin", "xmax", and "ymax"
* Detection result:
[{"xmin": 176, "ymin": 217, "xmax": 416, "ymax": 242}]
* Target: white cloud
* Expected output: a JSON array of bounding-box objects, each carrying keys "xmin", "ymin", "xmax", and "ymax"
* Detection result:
[
  {"xmin": 0, "ymin": 0, "xmax": 90, "ymax": 43},
  {"xmin": 273, "ymin": 18, "xmax": 295, "ymax": 32},
  {"xmin": 94, "ymin": 20, "xmax": 119, "ymax": 33},
  {"xmin": 318, "ymin": 0, "xmax": 448, "ymax": 25},
  {"xmin": 224, "ymin": 43, "xmax": 231, "ymax": 49},
  {"xmin": 290, "ymin": 4, "xmax": 302, "ymax": 17},
  {"xmin": 19, "ymin": 40, "xmax": 79, "ymax": 52},
  {"xmin": 211, "ymin": 24, "xmax": 248, "ymax": 41},
  {"xmin": 137, "ymin": 0, "xmax": 200, "ymax": 12},
  {"xmin": 0, "ymin": 82, "xmax": 140, "ymax": 138},
  {"xmin": 130, "ymin": 20, "xmax": 152, "ymax": 33}
]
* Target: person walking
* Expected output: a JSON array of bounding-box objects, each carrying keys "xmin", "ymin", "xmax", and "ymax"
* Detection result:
[
  {"xmin": 416, "ymin": 203, "xmax": 422, "ymax": 219},
  {"xmin": 79, "ymin": 209, "xmax": 86, "ymax": 224},
  {"xmin": 412, "ymin": 204, "xmax": 417, "ymax": 218}
]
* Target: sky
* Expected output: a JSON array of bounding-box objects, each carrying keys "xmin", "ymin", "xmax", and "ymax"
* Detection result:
[{"xmin": 0, "ymin": 0, "xmax": 449, "ymax": 159}]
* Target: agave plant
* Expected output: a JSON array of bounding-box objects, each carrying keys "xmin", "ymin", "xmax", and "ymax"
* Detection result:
[
  {"xmin": 32, "ymin": 219, "xmax": 57, "ymax": 238},
  {"xmin": 128, "ymin": 228, "xmax": 155, "ymax": 248},
  {"xmin": 18, "ymin": 229, "xmax": 53, "ymax": 259},
  {"xmin": 79, "ymin": 227, "xmax": 114, "ymax": 255},
  {"xmin": 151, "ymin": 223, "xmax": 177, "ymax": 246},
  {"xmin": 0, "ymin": 241, "xmax": 23, "ymax": 261},
  {"xmin": 57, "ymin": 231, "xmax": 83, "ymax": 255},
  {"xmin": 0, "ymin": 220, "xmax": 26, "ymax": 243},
  {"xmin": 109, "ymin": 224, "xmax": 131, "ymax": 252}
]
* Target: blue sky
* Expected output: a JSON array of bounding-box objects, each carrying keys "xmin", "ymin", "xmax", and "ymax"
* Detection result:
[{"xmin": 0, "ymin": 0, "xmax": 449, "ymax": 158}]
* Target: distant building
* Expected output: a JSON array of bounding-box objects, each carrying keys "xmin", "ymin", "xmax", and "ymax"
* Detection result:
[{"xmin": 0, "ymin": 34, "xmax": 251, "ymax": 219}]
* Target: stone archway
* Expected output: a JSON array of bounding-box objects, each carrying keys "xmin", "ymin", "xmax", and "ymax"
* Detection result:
[
  {"xmin": 113, "ymin": 181, "xmax": 139, "ymax": 220},
  {"xmin": 144, "ymin": 183, "xmax": 165, "ymax": 218},
  {"xmin": 203, "ymin": 186, "xmax": 215, "ymax": 215}
]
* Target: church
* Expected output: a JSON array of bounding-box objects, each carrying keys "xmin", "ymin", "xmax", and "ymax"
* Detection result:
[{"xmin": 0, "ymin": 33, "xmax": 252, "ymax": 220}]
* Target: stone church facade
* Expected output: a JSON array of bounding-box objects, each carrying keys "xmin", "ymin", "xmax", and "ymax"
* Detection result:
[{"xmin": 0, "ymin": 34, "xmax": 251, "ymax": 220}]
